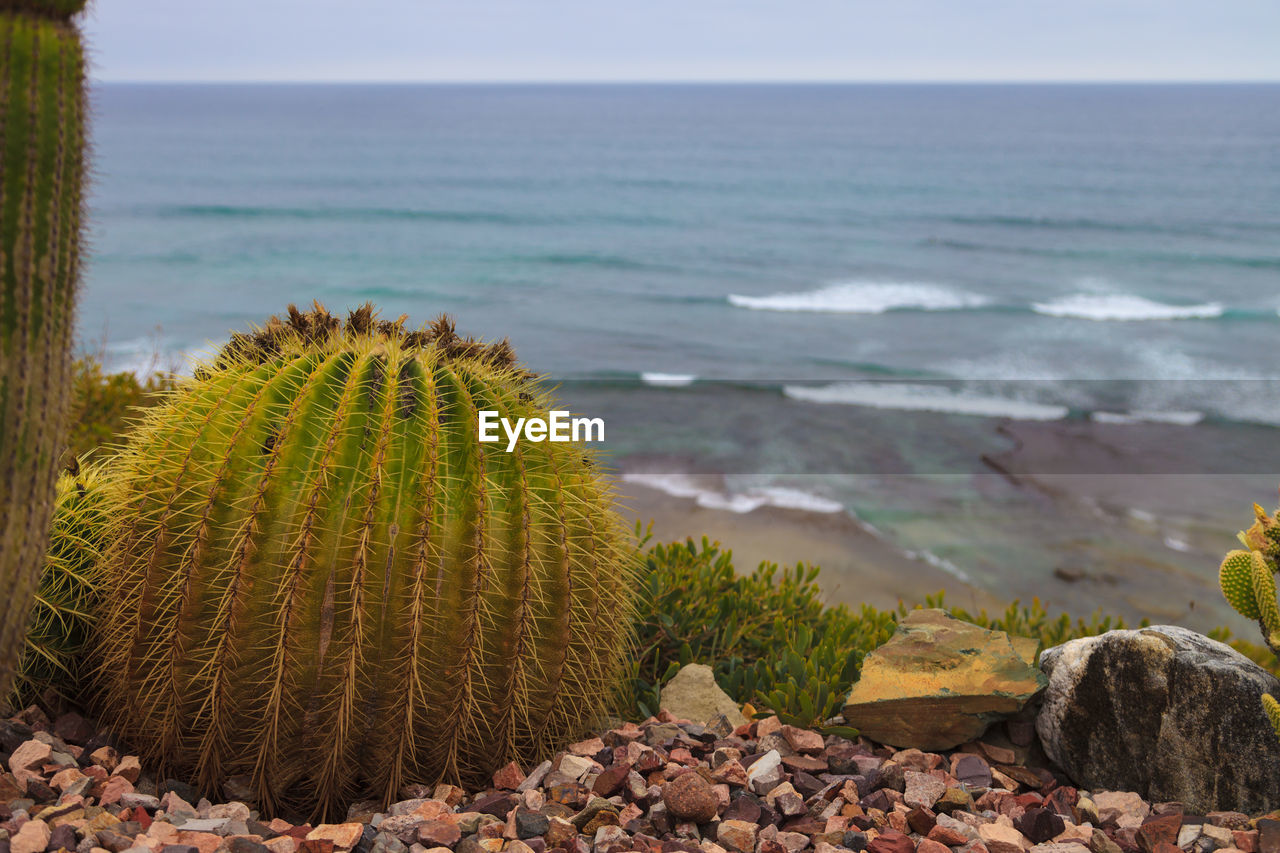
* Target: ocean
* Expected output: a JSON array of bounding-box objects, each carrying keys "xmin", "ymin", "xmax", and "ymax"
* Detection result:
[{"xmin": 81, "ymin": 83, "xmax": 1280, "ymax": 630}]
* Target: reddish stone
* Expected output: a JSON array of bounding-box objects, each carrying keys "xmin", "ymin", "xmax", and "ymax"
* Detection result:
[
  {"xmin": 779, "ymin": 726, "xmax": 824, "ymax": 754},
  {"xmin": 662, "ymin": 773, "xmax": 718, "ymax": 823},
  {"xmin": 593, "ymin": 762, "xmax": 632, "ymax": 797},
  {"xmin": 1045, "ymin": 787, "xmax": 1078, "ymax": 817},
  {"xmin": 928, "ymin": 824, "xmax": 970, "ymax": 846},
  {"xmin": 781, "ymin": 754, "xmax": 829, "ymax": 774},
  {"xmin": 177, "ymin": 832, "xmax": 225, "ymax": 853},
  {"xmin": 493, "ymin": 761, "xmax": 526, "ymax": 791},
  {"xmin": 418, "ymin": 821, "xmax": 462, "ymax": 848},
  {"xmin": 1137, "ymin": 815, "xmax": 1181, "ymax": 853},
  {"xmin": 305, "ymin": 825, "xmax": 363, "ymax": 851},
  {"xmin": 1236, "ymin": 830, "xmax": 1261, "ymax": 853},
  {"xmin": 98, "ymin": 775, "xmax": 134, "ymax": 806},
  {"xmin": 867, "ymin": 829, "xmax": 916, "ymax": 853},
  {"xmin": 907, "ymin": 808, "xmax": 937, "ymax": 836},
  {"xmin": 669, "ymin": 748, "xmax": 695, "ymax": 766},
  {"xmin": 717, "ymin": 820, "xmax": 759, "ymax": 853}
]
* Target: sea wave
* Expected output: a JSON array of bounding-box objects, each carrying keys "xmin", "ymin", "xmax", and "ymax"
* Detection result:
[
  {"xmin": 728, "ymin": 281, "xmax": 987, "ymax": 314},
  {"xmin": 1031, "ymin": 293, "xmax": 1223, "ymax": 321},
  {"xmin": 640, "ymin": 373, "xmax": 697, "ymax": 387},
  {"xmin": 1091, "ymin": 410, "xmax": 1205, "ymax": 426},
  {"xmin": 621, "ymin": 473, "xmax": 844, "ymax": 515},
  {"xmin": 783, "ymin": 382, "xmax": 1069, "ymax": 421},
  {"xmin": 906, "ymin": 549, "xmax": 973, "ymax": 584},
  {"xmin": 154, "ymin": 204, "xmax": 535, "ymax": 225}
]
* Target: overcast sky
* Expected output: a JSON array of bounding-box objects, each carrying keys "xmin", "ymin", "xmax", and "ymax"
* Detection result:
[{"xmin": 83, "ymin": 0, "xmax": 1280, "ymax": 83}]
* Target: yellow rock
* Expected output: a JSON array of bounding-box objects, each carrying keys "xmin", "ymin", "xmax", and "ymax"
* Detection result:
[{"xmin": 842, "ymin": 609, "xmax": 1046, "ymax": 750}]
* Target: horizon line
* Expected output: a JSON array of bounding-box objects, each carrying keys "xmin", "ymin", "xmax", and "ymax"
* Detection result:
[{"xmin": 89, "ymin": 77, "xmax": 1280, "ymax": 86}]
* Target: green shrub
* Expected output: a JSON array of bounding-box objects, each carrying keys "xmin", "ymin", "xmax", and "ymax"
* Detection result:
[
  {"xmin": 66, "ymin": 356, "xmax": 175, "ymax": 460},
  {"xmin": 629, "ymin": 534, "xmax": 1143, "ymax": 731}
]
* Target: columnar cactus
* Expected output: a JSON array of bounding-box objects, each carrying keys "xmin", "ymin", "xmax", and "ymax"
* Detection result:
[
  {"xmin": 0, "ymin": 0, "xmax": 88, "ymax": 700},
  {"xmin": 1220, "ymin": 502, "xmax": 1280, "ymax": 739},
  {"xmin": 92, "ymin": 305, "xmax": 637, "ymax": 820}
]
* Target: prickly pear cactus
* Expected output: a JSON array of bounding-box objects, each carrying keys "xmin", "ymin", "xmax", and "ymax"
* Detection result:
[
  {"xmin": 1221, "ymin": 501, "xmax": 1280, "ymax": 740},
  {"xmin": 9, "ymin": 458, "xmax": 108, "ymax": 711},
  {"xmin": 92, "ymin": 304, "xmax": 637, "ymax": 819},
  {"xmin": 0, "ymin": 0, "xmax": 88, "ymax": 700}
]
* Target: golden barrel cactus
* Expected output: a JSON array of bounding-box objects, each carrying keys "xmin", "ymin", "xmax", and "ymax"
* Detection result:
[{"xmin": 92, "ymin": 304, "xmax": 636, "ymax": 818}]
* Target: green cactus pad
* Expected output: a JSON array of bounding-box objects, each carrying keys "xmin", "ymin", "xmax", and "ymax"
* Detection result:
[
  {"xmin": 1256, "ymin": 559, "xmax": 1280, "ymax": 652},
  {"xmin": 1221, "ymin": 549, "xmax": 1262, "ymax": 620},
  {"xmin": 1264, "ymin": 693, "xmax": 1280, "ymax": 742},
  {"xmin": 92, "ymin": 305, "xmax": 638, "ymax": 820}
]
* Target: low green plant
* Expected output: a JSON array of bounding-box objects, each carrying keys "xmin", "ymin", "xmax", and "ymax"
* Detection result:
[
  {"xmin": 66, "ymin": 355, "xmax": 175, "ymax": 460},
  {"xmin": 629, "ymin": 535, "xmax": 1142, "ymax": 733}
]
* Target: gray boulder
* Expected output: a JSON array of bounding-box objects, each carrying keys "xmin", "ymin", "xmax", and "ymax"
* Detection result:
[{"xmin": 1037, "ymin": 625, "xmax": 1280, "ymax": 814}]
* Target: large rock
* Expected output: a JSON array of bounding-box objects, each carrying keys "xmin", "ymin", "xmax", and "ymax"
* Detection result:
[
  {"xmin": 659, "ymin": 664, "xmax": 747, "ymax": 727},
  {"xmin": 842, "ymin": 609, "xmax": 1045, "ymax": 750},
  {"xmin": 1037, "ymin": 625, "xmax": 1280, "ymax": 814}
]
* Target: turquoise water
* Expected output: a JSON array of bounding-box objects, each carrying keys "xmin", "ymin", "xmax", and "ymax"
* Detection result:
[
  {"xmin": 80, "ymin": 83, "xmax": 1280, "ymax": 626},
  {"xmin": 85, "ymin": 84, "xmax": 1280, "ymax": 388}
]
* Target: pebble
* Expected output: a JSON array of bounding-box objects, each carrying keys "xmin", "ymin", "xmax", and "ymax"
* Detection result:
[
  {"xmin": 661, "ymin": 773, "xmax": 718, "ymax": 823},
  {"xmin": 0, "ymin": 705, "xmax": 1262, "ymax": 853},
  {"xmin": 903, "ymin": 770, "xmax": 946, "ymax": 810}
]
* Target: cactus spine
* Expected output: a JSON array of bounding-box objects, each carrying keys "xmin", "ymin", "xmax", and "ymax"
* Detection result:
[
  {"xmin": 0, "ymin": 0, "xmax": 88, "ymax": 700},
  {"xmin": 10, "ymin": 458, "xmax": 107, "ymax": 709},
  {"xmin": 1220, "ymin": 501, "xmax": 1280, "ymax": 740},
  {"xmin": 92, "ymin": 305, "xmax": 637, "ymax": 820}
]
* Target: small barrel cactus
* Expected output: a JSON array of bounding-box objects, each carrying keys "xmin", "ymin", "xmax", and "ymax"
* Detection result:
[
  {"xmin": 0, "ymin": 0, "xmax": 89, "ymax": 701},
  {"xmin": 91, "ymin": 304, "xmax": 636, "ymax": 819},
  {"xmin": 1221, "ymin": 501, "xmax": 1280, "ymax": 740},
  {"xmin": 10, "ymin": 458, "xmax": 108, "ymax": 711}
]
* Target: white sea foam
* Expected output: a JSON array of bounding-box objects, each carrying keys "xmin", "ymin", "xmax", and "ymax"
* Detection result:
[
  {"xmin": 783, "ymin": 382, "xmax": 1068, "ymax": 421},
  {"xmin": 98, "ymin": 336, "xmax": 193, "ymax": 377},
  {"xmin": 1031, "ymin": 293, "xmax": 1222, "ymax": 321},
  {"xmin": 1091, "ymin": 410, "xmax": 1205, "ymax": 426},
  {"xmin": 1164, "ymin": 536, "xmax": 1193, "ymax": 553},
  {"xmin": 640, "ymin": 372, "xmax": 697, "ymax": 387},
  {"xmin": 906, "ymin": 549, "xmax": 973, "ymax": 584},
  {"xmin": 727, "ymin": 281, "xmax": 987, "ymax": 314},
  {"xmin": 621, "ymin": 473, "xmax": 844, "ymax": 515}
]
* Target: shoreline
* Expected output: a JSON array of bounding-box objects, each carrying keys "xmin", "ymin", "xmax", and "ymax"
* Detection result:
[{"xmin": 617, "ymin": 478, "xmax": 1005, "ymax": 615}]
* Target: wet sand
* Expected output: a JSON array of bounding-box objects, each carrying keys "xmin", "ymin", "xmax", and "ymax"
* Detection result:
[{"xmin": 618, "ymin": 481, "xmax": 1005, "ymax": 615}]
